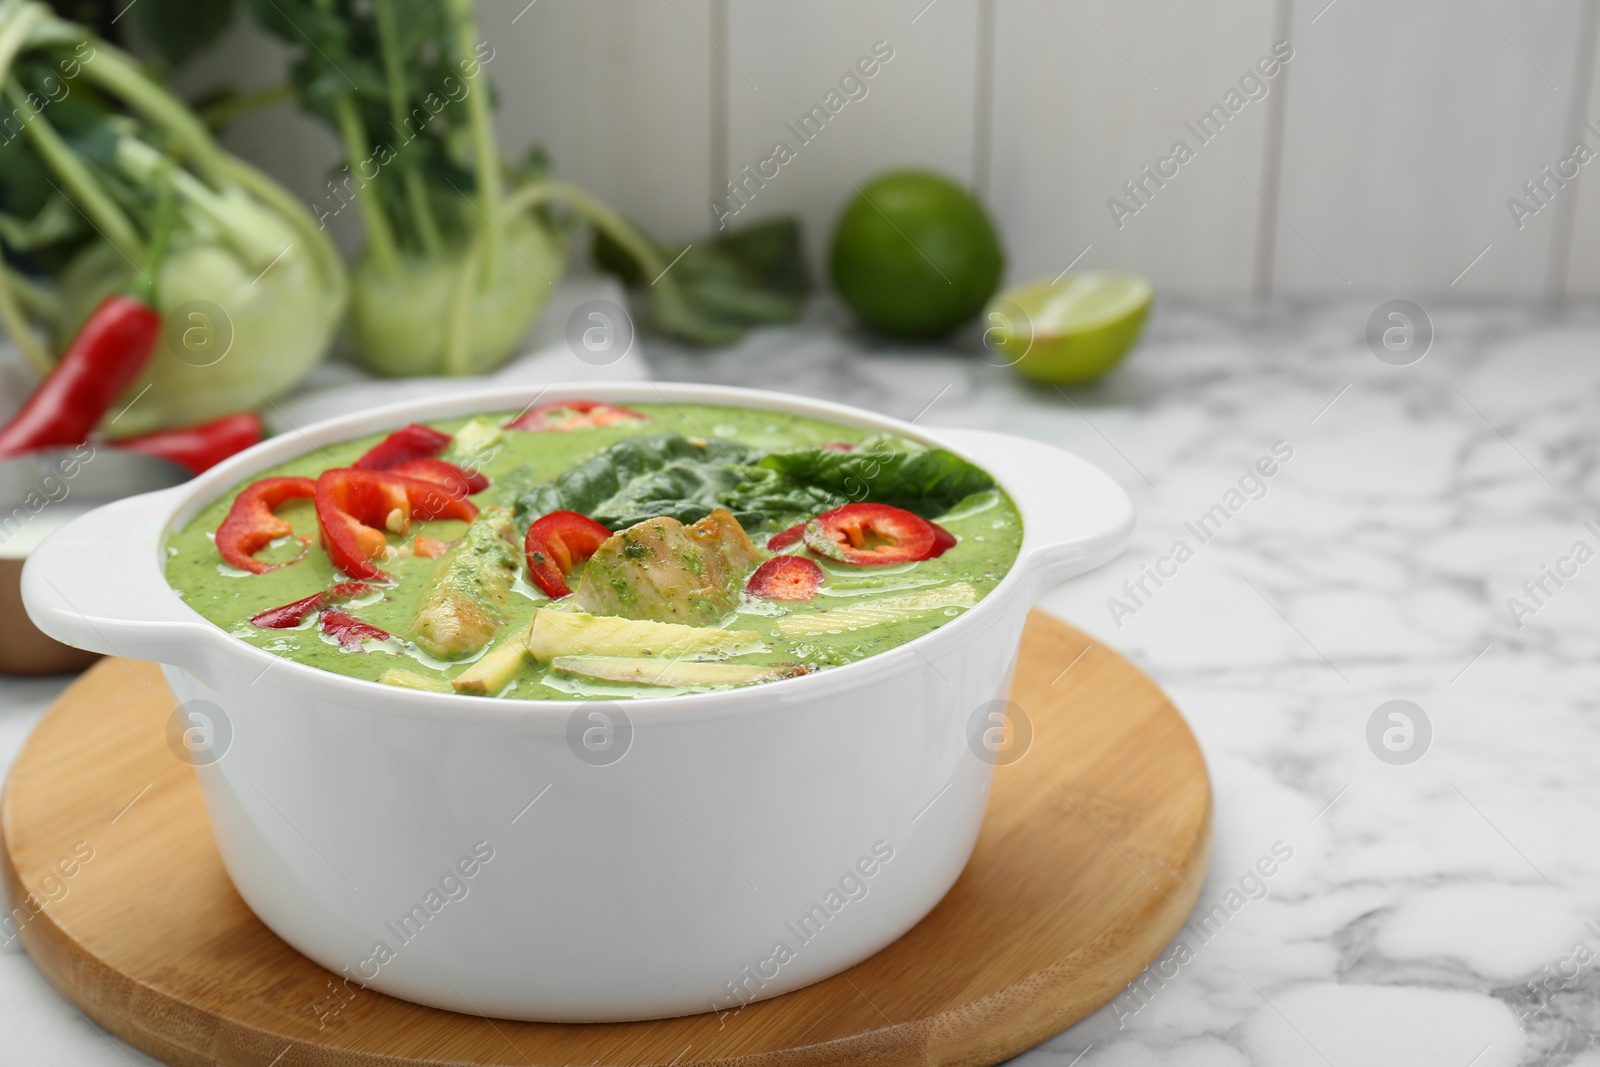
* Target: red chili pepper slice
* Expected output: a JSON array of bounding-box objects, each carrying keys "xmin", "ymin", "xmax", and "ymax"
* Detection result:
[
  {"xmin": 819, "ymin": 442, "xmax": 855, "ymax": 452},
  {"xmin": 802, "ymin": 503, "xmax": 937, "ymax": 566},
  {"xmin": 388, "ymin": 457, "xmax": 490, "ymax": 495},
  {"xmin": 315, "ymin": 468, "xmax": 479, "ymax": 580},
  {"xmin": 116, "ymin": 412, "xmax": 264, "ymax": 474},
  {"xmin": 0, "ymin": 293, "xmax": 161, "ymax": 459},
  {"xmin": 503, "ymin": 400, "xmax": 647, "ymax": 432},
  {"xmin": 524, "ymin": 510, "xmax": 611, "ymax": 598},
  {"xmin": 320, "ymin": 610, "xmax": 393, "ymax": 649},
  {"xmin": 216, "ymin": 476, "xmax": 317, "ymax": 574},
  {"xmin": 250, "ymin": 581, "xmax": 377, "ymax": 629},
  {"xmin": 927, "ymin": 522, "xmax": 957, "ymax": 559},
  {"xmin": 353, "ymin": 423, "xmax": 453, "ymax": 470},
  {"xmin": 746, "ymin": 556, "xmax": 825, "ymax": 601},
  {"xmin": 767, "ymin": 522, "xmax": 806, "ymax": 551}
]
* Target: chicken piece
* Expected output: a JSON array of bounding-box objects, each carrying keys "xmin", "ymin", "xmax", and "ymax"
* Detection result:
[
  {"xmin": 409, "ymin": 506, "xmax": 520, "ymax": 658},
  {"xmin": 573, "ymin": 508, "xmax": 761, "ymax": 626}
]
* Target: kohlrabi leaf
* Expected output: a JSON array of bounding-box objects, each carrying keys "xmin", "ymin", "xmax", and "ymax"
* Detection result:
[{"xmin": 132, "ymin": 0, "xmax": 238, "ymax": 67}]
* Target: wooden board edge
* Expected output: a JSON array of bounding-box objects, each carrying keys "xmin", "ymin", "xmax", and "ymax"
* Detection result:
[{"xmin": 0, "ymin": 629, "xmax": 1217, "ymax": 1067}]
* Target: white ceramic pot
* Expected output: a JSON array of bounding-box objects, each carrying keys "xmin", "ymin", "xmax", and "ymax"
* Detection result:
[{"xmin": 21, "ymin": 383, "xmax": 1133, "ymax": 1023}]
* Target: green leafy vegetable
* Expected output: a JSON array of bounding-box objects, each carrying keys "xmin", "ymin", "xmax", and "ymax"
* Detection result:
[
  {"xmin": 594, "ymin": 218, "xmax": 811, "ymax": 346},
  {"xmin": 514, "ymin": 433, "xmax": 765, "ymax": 531},
  {"xmin": 511, "ymin": 431, "xmax": 996, "ymax": 535},
  {"xmin": 240, "ymin": 0, "xmax": 808, "ymax": 372},
  {"xmin": 131, "ymin": 0, "xmax": 238, "ymax": 68},
  {"xmin": 757, "ymin": 439, "xmax": 995, "ymax": 518}
]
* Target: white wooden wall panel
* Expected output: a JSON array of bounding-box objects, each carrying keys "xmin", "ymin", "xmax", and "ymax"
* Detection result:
[
  {"xmin": 721, "ymin": 0, "xmax": 982, "ymax": 271},
  {"xmin": 166, "ymin": 2, "xmax": 1600, "ymax": 299},
  {"xmin": 481, "ymin": 0, "xmax": 715, "ymax": 243},
  {"xmin": 1559, "ymin": 0, "xmax": 1600, "ymax": 295},
  {"xmin": 988, "ymin": 0, "xmax": 1281, "ymax": 295},
  {"xmin": 1272, "ymin": 0, "xmax": 1584, "ymax": 297}
]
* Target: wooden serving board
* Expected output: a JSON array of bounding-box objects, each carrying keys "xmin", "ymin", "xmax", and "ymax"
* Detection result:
[{"xmin": 0, "ymin": 611, "xmax": 1210, "ymax": 1067}]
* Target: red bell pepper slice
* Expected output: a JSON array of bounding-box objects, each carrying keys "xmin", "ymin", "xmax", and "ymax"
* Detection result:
[
  {"xmin": 315, "ymin": 469, "xmax": 479, "ymax": 580},
  {"xmin": 388, "ymin": 457, "xmax": 490, "ymax": 495},
  {"xmin": 0, "ymin": 293, "xmax": 162, "ymax": 460},
  {"xmin": 503, "ymin": 400, "xmax": 647, "ymax": 432},
  {"xmin": 216, "ymin": 476, "xmax": 317, "ymax": 574},
  {"xmin": 353, "ymin": 423, "xmax": 453, "ymax": 470},
  {"xmin": 320, "ymin": 610, "xmax": 393, "ymax": 649},
  {"xmin": 927, "ymin": 522, "xmax": 957, "ymax": 559},
  {"xmin": 524, "ymin": 510, "xmax": 611, "ymax": 598},
  {"xmin": 767, "ymin": 521, "xmax": 806, "ymax": 551},
  {"xmin": 117, "ymin": 412, "xmax": 264, "ymax": 474},
  {"xmin": 819, "ymin": 442, "xmax": 855, "ymax": 452},
  {"xmin": 746, "ymin": 556, "xmax": 825, "ymax": 601},
  {"xmin": 249, "ymin": 581, "xmax": 377, "ymax": 629},
  {"xmin": 802, "ymin": 503, "xmax": 937, "ymax": 566}
]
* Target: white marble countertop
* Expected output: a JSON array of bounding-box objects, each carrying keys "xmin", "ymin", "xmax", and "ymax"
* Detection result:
[{"xmin": 4, "ymin": 293, "xmax": 1597, "ymax": 1066}]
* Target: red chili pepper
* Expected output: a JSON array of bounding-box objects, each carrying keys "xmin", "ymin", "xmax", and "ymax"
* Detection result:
[
  {"xmin": 116, "ymin": 412, "xmax": 264, "ymax": 474},
  {"xmin": 320, "ymin": 610, "xmax": 393, "ymax": 649},
  {"xmin": 767, "ymin": 522, "xmax": 806, "ymax": 551},
  {"xmin": 249, "ymin": 581, "xmax": 376, "ymax": 629},
  {"xmin": 819, "ymin": 442, "xmax": 855, "ymax": 452},
  {"xmin": 388, "ymin": 457, "xmax": 490, "ymax": 495},
  {"xmin": 353, "ymin": 423, "xmax": 453, "ymax": 470},
  {"xmin": 746, "ymin": 556, "xmax": 825, "ymax": 601},
  {"xmin": 0, "ymin": 294, "xmax": 161, "ymax": 459},
  {"xmin": 524, "ymin": 510, "xmax": 611, "ymax": 598},
  {"xmin": 802, "ymin": 503, "xmax": 937, "ymax": 566},
  {"xmin": 216, "ymin": 476, "xmax": 317, "ymax": 574},
  {"xmin": 315, "ymin": 468, "xmax": 479, "ymax": 580},
  {"xmin": 503, "ymin": 400, "xmax": 647, "ymax": 432}
]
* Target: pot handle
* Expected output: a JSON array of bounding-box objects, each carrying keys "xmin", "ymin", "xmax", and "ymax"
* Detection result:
[
  {"xmin": 21, "ymin": 485, "xmax": 217, "ymax": 673},
  {"xmin": 934, "ymin": 428, "xmax": 1135, "ymax": 591}
]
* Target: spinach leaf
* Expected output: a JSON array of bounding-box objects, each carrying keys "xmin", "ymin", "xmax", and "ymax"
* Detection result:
[
  {"xmin": 511, "ymin": 431, "xmax": 994, "ymax": 536},
  {"xmin": 757, "ymin": 439, "xmax": 995, "ymax": 518},
  {"xmin": 513, "ymin": 434, "xmax": 767, "ymax": 531}
]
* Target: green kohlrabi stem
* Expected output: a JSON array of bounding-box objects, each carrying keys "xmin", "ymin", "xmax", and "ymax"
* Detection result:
[
  {"xmin": 115, "ymin": 137, "xmax": 280, "ymax": 267},
  {"xmin": 332, "ymin": 97, "xmax": 401, "ymax": 276},
  {"xmin": 443, "ymin": 231, "xmax": 484, "ymax": 376},
  {"xmin": 131, "ymin": 157, "xmax": 178, "ymax": 304},
  {"xmin": 0, "ymin": 265, "xmax": 50, "ymax": 374},
  {"xmin": 373, "ymin": 0, "xmax": 441, "ymax": 255},
  {"xmin": 0, "ymin": 2, "xmax": 44, "ymax": 88},
  {"xmin": 38, "ymin": 20, "xmax": 235, "ymax": 191},
  {"xmin": 445, "ymin": 0, "xmax": 502, "ymax": 280},
  {"xmin": 7, "ymin": 83, "xmax": 145, "ymax": 262},
  {"xmin": 506, "ymin": 181, "xmax": 670, "ymax": 280},
  {"xmin": 198, "ymin": 84, "xmax": 294, "ymax": 132},
  {"xmin": 222, "ymin": 156, "xmax": 347, "ymax": 307}
]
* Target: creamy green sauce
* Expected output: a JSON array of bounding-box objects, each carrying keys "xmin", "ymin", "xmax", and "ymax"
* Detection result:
[{"xmin": 163, "ymin": 404, "xmax": 1023, "ymax": 699}]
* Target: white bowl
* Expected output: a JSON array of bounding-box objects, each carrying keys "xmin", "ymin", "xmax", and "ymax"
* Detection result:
[{"xmin": 20, "ymin": 383, "xmax": 1133, "ymax": 1022}]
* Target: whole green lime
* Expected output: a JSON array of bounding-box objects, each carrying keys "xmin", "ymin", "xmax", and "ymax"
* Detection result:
[{"xmin": 829, "ymin": 170, "xmax": 1004, "ymax": 338}]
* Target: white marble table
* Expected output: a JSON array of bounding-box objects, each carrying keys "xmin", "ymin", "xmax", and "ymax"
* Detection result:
[{"xmin": 4, "ymin": 294, "xmax": 1596, "ymax": 1066}]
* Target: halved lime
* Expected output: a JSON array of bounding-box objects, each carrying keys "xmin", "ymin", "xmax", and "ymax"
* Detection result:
[{"xmin": 983, "ymin": 271, "xmax": 1153, "ymax": 384}]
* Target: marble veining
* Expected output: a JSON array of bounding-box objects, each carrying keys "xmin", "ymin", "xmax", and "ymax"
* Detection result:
[{"xmin": 4, "ymin": 286, "xmax": 1599, "ymax": 1065}]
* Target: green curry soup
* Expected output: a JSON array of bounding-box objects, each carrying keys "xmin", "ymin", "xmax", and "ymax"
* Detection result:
[{"xmin": 163, "ymin": 403, "xmax": 1023, "ymax": 699}]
